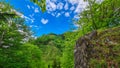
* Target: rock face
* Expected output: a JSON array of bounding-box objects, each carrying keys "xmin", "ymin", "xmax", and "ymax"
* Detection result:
[
  {"xmin": 74, "ymin": 37, "xmax": 88, "ymax": 68},
  {"xmin": 74, "ymin": 26, "xmax": 120, "ymax": 68},
  {"xmin": 74, "ymin": 31, "xmax": 97, "ymax": 68}
]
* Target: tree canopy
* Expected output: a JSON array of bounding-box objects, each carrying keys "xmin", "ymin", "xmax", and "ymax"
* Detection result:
[
  {"xmin": 31, "ymin": 0, "xmax": 46, "ymax": 12},
  {"xmin": 0, "ymin": 0, "xmax": 120, "ymax": 68}
]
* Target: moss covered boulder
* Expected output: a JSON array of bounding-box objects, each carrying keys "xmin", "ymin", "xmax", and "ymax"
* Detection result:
[{"xmin": 74, "ymin": 26, "xmax": 120, "ymax": 68}]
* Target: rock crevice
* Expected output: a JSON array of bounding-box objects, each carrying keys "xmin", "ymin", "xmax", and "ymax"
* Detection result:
[{"xmin": 74, "ymin": 31, "xmax": 97, "ymax": 68}]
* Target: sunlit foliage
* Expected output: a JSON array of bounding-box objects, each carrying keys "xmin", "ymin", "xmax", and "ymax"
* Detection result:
[{"xmin": 31, "ymin": 0, "xmax": 46, "ymax": 12}]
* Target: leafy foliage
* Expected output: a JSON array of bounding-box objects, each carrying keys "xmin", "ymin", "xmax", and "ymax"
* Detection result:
[
  {"xmin": 30, "ymin": 0, "xmax": 46, "ymax": 12},
  {"xmin": 0, "ymin": 0, "xmax": 120, "ymax": 68},
  {"xmin": 0, "ymin": 2, "xmax": 30, "ymax": 48},
  {"xmin": 32, "ymin": 34, "xmax": 64, "ymax": 68},
  {"xmin": 0, "ymin": 43, "xmax": 42, "ymax": 68},
  {"xmin": 77, "ymin": 0, "xmax": 120, "ymax": 33},
  {"xmin": 0, "ymin": 2, "xmax": 42, "ymax": 68}
]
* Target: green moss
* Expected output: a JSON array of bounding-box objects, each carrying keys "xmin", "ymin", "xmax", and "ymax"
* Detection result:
[{"xmin": 89, "ymin": 26, "xmax": 120, "ymax": 68}]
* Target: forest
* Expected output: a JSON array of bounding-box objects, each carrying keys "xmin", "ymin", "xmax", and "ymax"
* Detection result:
[{"xmin": 0, "ymin": 0, "xmax": 120, "ymax": 68}]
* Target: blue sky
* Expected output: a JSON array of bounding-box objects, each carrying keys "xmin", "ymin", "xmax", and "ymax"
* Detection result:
[{"xmin": 5, "ymin": 0, "xmax": 87, "ymax": 36}]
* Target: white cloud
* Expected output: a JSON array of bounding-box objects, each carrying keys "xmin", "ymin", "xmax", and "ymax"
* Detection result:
[
  {"xmin": 29, "ymin": 14, "xmax": 34, "ymax": 18},
  {"xmin": 74, "ymin": 23, "xmax": 80, "ymax": 27},
  {"xmin": 70, "ymin": 6, "xmax": 75, "ymax": 11},
  {"xmin": 45, "ymin": 0, "xmax": 87, "ymax": 17},
  {"xmin": 46, "ymin": 0, "xmax": 57, "ymax": 12},
  {"xmin": 11, "ymin": 7, "xmax": 35, "ymax": 24},
  {"xmin": 28, "ymin": 14, "xmax": 35, "ymax": 23},
  {"xmin": 74, "ymin": 5, "xmax": 83, "ymax": 13},
  {"xmin": 74, "ymin": 15, "xmax": 80, "ymax": 19},
  {"xmin": 31, "ymin": 19, "xmax": 35, "ymax": 23},
  {"xmin": 31, "ymin": 6, "xmax": 35, "ymax": 9},
  {"xmin": 14, "ymin": 11, "xmax": 34, "ymax": 23},
  {"xmin": 64, "ymin": 3, "xmax": 69, "ymax": 10},
  {"xmin": 74, "ymin": 0, "xmax": 88, "ymax": 13},
  {"xmin": 51, "ymin": 13, "xmax": 56, "ymax": 16},
  {"xmin": 67, "ymin": 0, "xmax": 87, "ymax": 13},
  {"xmin": 65, "ymin": 12, "xmax": 70, "ymax": 17},
  {"xmin": 49, "ymin": 2, "xmax": 56, "ymax": 11},
  {"xmin": 34, "ymin": 8, "xmax": 39, "ymax": 13},
  {"xmin": 57, "ymin": 2, "xmax": 64, "ymax": 10},
  {"xmin": 56, "ymin": 13, "xmax": 61, "ymax": 17},
  {"xmin": 41, "ymin": 18, "xmax": 49, "ymax": 24},
  {"xmin": 27, "ymin": 5, "xmax": 30, "ymax": 9},
  {"xmin": 68, "ymin": 0, "xmax": 79, "ymax": 5},
  {"xmin": 29, "ymin": 25, "xmax": 33, "ymax": 28},
  {"xmin": 33, "ymin": 25, "xmax": 39, "ymax": 28}
]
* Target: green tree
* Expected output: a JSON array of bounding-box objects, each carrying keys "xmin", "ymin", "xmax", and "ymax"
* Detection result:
[
  {"xmin": 0, "ymin": 2, "xmax": 31, "ymax": 48},
  {"xmin": 61, "ymin": 31, "xmax": 83, "ymax": 68},
  {"xmin": 0, "ymin": 43, "xmax": 42, "ymax": 68},
  {"xmin": 0, "ymin": 2, "xmax": 43, "ymax": 68},
  {"xmin": 31, "ymin": 0, "xmax": 46, "ymax": 12},
  {"xmin": 77, "ymin": 0, "xmax": 120, "ymax": 33},
  {"xmin": 33, "ymin": 34, "xmax": 64, "ymax": 68}
]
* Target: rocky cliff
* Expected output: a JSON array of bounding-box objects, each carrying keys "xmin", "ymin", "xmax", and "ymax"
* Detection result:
[{"xmin": 74, "ymin": 26, "xmax": 120, "ymax": 68}]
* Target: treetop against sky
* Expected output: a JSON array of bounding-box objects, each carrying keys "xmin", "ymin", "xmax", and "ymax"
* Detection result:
[{"xmin": 4, "ymin": 0, "xmax": 87, "ymax": 36}]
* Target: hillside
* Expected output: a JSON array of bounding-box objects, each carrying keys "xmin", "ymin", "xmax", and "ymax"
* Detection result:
[
  {"xmin": 1, "ymin": 0, "xmax": 120, "ymax": 68},
  {"xmin": 75, "ymin": 26, "xmax": 120, "ymax": 68}
]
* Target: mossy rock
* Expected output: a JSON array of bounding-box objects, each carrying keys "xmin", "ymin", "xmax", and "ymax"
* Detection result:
[{"xmin": 89, "ymin": 26, "xmax": 120, "ymax": 68}]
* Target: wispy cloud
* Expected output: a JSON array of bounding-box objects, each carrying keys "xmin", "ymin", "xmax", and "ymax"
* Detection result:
[
  {"xmin": 74, "ymin": 15, "xmax": 80, "ymax": 19},
  {"xmin": 13, "ymin": 10, "xmax": 34, "ymax": 22},
  {"xmin": 34, "ymin": 8, "xmax": 39, "ymax": 13},
  {"xmin": 68, "ymin": 0, "xmax": 79, "ymax": 5},
  {"xmin": 46, "ymin": 0, "xmax": 57, "ymax": 12},
  {"xmin": 57, "ymin": 2, "xmax": 64, "ymax": 10},
  {"xmin": 74, "ymin": 0, "xmax": 87, "ymax": 13},
  {"xmin": 27, "ymin": 5, "xmax": 30, "ymax": 9},
  {"xmin": 70, "ymin": 6, "xmax": 75, "ymax": 11},
  {"xmin": 65, "ymin": 0, "xmax": 87, "ymax": 13},
  {"xmin": 65, "ymin": 12, "xmax": 70, "ymax": 17},
  {"xmin": 64, "ymin": 3, "xmax": 69, "ymax": 10},
  {"xmin": 56, "ymin": 13, "xmax": 61, "ymax": 17},
  {"xmin": 46, "ymin": 0, "xmax": 88, "ymax": 18},
  {"xmin": 74, "ymin": 23, "xmax": 80, "ymax": 27},
  {"xmin": 41, "ymin": 18, "xmax": 49, "ymax": 24}
]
